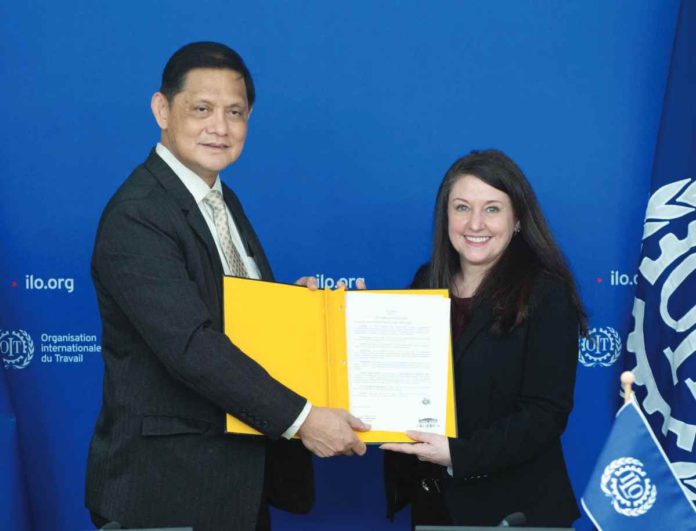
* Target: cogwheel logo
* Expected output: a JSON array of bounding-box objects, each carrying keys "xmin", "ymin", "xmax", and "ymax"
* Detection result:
[
  {"xmin": 579, "ymin": 326, "xmax": 622, "ymax": 367},
  {"xmin": 0, "ymin": 329, "xmax": 35, "ymax": 369},
  {"xmin": 601, "ymin": 457, "xmax": 657, "ymax": 516},
  {"xmin": 626, "ymin": 176, "xmax": 696, "ymax": 502}
]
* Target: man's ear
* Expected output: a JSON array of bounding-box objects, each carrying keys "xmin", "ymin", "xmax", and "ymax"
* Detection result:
[{"xmin": 151, "ymin": 92, "xmax": 170, "ymax": 130}]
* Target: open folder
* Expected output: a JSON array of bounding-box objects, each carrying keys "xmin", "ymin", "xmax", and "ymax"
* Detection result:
[{"xmin": 223, "ymin": 277, "xmax": 457, "ymax": 443}]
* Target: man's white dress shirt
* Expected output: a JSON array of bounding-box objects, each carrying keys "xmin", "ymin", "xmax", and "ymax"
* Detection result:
[{"xmin": 156, "ymin": 143, "xmax": 310, "ymax": 438}]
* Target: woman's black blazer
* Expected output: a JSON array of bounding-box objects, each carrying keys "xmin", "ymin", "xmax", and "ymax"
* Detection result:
[{"xmin": 385, "ymin": 265, "xmax": 581, "ymax": 527}]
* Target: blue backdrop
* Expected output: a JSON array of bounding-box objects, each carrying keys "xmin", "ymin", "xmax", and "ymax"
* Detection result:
[{"xmin": 0, "ymin": 1, "xmax": 683, "ymax": 529}]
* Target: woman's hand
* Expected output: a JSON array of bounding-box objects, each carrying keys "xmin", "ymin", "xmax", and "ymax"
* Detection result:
[
  {"xmin": 380, "ymin": 431, "xmax": 452, "ymax": 467},
  {"xmin": 335, "ymin": 278, "xmax": 367, "ymax": 290}
]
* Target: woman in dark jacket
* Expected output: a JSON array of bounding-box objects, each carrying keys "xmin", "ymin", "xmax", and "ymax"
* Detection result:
[{"xmin": 381, "ymin": 149, "xmax": 586, "ymax": 528}]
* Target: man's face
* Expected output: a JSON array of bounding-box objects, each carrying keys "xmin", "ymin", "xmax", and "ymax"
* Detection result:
[{"xmin": 152, "ymin": 68, "xmax": 251, "ymax": 184}]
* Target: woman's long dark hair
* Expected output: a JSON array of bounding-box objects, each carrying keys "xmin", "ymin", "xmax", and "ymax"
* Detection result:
[{"xmin": 428, "ymin": 149, "xmax": 587, "ymax": 334}]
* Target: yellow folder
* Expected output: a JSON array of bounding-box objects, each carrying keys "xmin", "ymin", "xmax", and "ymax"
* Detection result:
[{"xmin": 223, "ymin": 276, "xmax": 457, "ymax": 443}]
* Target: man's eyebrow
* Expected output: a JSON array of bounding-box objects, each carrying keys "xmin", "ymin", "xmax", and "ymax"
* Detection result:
[{"xmin": 188, "ymin": 97, "xmax": 247, "ymax": 107}]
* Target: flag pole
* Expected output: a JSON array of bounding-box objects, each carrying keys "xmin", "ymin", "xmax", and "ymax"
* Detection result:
[{"xmin": 621, "ymin": 371, "xmax": 635, "ymax": 405}]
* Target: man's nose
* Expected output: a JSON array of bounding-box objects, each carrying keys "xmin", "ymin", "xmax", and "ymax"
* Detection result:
[{"xmin": 207, "ymin": 109, "xmax": 228, "ymax": 135}]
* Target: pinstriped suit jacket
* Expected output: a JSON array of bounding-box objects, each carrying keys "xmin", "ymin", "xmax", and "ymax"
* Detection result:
[{"xmin": 86, "ymin": 149, "xmax": 312, "ymax": 530}]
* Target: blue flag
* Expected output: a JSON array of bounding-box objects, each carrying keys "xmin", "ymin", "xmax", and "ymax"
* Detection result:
[
  {"xmin": 581, "ymin": 400, "xmax": 695, "ymax": 530},
  {"xmin": 624, "ymin": 0, "xmax": 696, "ymax": 506}
]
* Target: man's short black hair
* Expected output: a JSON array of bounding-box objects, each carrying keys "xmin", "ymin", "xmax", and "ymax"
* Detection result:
[{"xmin": 160, "ymin": 41, "xmax": 255, "ymax": 107}]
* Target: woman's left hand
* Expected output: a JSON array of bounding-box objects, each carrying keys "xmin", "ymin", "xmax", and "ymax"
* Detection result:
[{"xmin": 380, "ymin": 431, "xmax": 452, "ymax": 467}]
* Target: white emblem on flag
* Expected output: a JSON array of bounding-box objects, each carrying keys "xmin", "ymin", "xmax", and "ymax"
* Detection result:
[{"xmin": 601, "ymin": 457, "xmax": 657, "ymax": 516}]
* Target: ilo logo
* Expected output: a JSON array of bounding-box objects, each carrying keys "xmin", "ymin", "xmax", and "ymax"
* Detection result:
[
  {"xmin": 0, "ymin": 330, "xmax": 35, "ymax": 369},
  {"xmin": 601, "ymin": 457, "xmax": 657, "ymax": 516},
  {"xmin": 579, "ymin": 326, "xmax": 622, "ymax": 367}
]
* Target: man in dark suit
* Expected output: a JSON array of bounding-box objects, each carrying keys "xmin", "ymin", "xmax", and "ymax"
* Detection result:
[{"xmin": 85, "ymin": 42, "xmax": 368, "ymax": 531}]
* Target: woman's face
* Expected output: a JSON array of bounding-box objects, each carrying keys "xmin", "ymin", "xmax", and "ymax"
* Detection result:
[{"xmin": 447, "ymin": 174, "xmax": 517, "ymax": 273}]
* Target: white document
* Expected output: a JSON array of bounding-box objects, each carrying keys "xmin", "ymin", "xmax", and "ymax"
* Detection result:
[{"xmin": 344, "ymin": 291, "xmax": 451, "ymax": 434}]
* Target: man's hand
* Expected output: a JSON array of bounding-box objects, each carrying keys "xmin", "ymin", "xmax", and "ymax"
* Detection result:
[
  {"xmin": 295, "ymin": 276, "xmax": 367, "ymax": 290},
  {"xmin": 295, "ymin": 276, "xmax": 318, "ymax": 290},
  {"xmin": 297, "ymin": 407, "xmax": 370, "ymax": 457},
  {"xmin": 380, "ymin": 431, "xmax": 452, "ymax": 467}
]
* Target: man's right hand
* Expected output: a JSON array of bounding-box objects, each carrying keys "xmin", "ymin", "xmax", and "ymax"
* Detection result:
[{"xmin": 297, "ymin": 406, "xmax": 370, "ymax": 457}]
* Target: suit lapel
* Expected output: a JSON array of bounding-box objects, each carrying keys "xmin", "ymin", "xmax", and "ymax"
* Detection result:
[
  {"xmin": 143, "ymin": 149, "xmax": 224, "ymax": 280},
  {"xmin": 143, "ymin": 149, "xmax": 273, "ymax": 285},
  {"xmin": 453, "ymin": 302, "xmax": 494, "ymax": 365}
]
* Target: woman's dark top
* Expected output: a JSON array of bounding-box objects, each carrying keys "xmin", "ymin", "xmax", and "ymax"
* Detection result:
[
  {"xmin": 450, "ymin": 295, "xmax": 473, "ymax": 342},
  {"xmin": 384, "ymin": 264, "xmax": 580, "ymax": 529}
]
